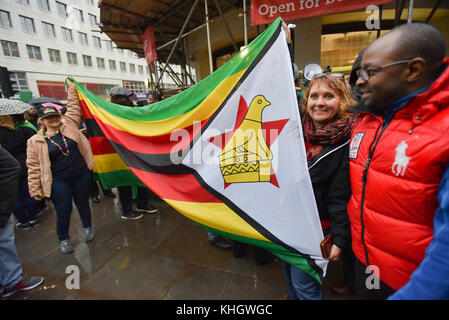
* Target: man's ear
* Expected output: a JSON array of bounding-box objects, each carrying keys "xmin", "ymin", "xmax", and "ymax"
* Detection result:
[{"xmin": 404, "ymin": 57, "xmax": 426, "ymax": 83}]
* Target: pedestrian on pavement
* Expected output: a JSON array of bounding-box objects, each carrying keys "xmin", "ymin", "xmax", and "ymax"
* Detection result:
[
  {"xmin": 349, "ymin": 22, "xmax": 449, "ymax": 299},
  {"xmin": 27, "ymin": 87, "xmax": 95, "ymax": 254},
  {"xmin": 0, "ymin": 113, "xmax": 39, "ymax": 229},
  {"xmin": 0, "ymin": 146, "xmax": 44, "ymax": 298},
  {"xmin": 282, "ymin": 73, "xmax": 357, "ymax": 300},
  {"xmin": 108, "ymin": 86, "xmax": 158, "ymax": 220}
]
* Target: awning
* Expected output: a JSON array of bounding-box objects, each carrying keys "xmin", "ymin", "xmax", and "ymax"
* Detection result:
[{"xmin": 98, "ymin": 0, "xmax": 242, "ymax": 62}]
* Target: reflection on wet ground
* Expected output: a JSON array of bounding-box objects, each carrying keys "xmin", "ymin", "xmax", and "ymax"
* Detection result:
[{"xmin": 8, "ymin": 191, "xmax": 356, "ymax": 300}]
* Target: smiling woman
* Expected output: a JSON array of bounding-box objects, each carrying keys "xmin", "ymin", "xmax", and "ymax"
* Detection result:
[
  {"xmin": 26, "ymin": 91, "xmax": 96, "ymax": 254},
  {"xmin": 282, "ymin": 73, "xmax": 358, "ymax": 300}
]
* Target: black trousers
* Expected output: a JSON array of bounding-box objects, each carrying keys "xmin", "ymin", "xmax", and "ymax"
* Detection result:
[{"xmin": 354, "ymin": 258, "xmax": 396, "ymax": 300}]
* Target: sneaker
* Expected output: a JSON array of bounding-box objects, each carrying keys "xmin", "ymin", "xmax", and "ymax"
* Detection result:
[
  {"xmin": 1, "ymin": 276, "xmax": 44, "ymax": 298},
  {"xmin": 60, "ymin": 240, "xmax": 74, "ymax": 254},
  {"xmin": 84, "ymin": 227, "xmax": 95, "ymax": 243},
  {"xmin": 121, "ymin": 211, "xmax": 143, "ymax": 220},
  {"xmin": 209, "ymin": 236, "xmax": 232, "ymax": 250},
  {"xmin": 135, "ymin": 204, "xmax": 158, "ymax": 214},
  {"xmin": 16, "ymin": 222, "xmax": 32, "ymax": 230},
  {"xmin": 29, "ymin": 219, "xmax": 38, "ymax": 227}
]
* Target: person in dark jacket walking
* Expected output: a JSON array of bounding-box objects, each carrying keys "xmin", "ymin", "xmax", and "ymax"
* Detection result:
[
  {"xmin": 0, "ymin": 146, "xmax": 44, "ymax": 298},
  {"xmin": 282, "ymin": 73, "xmax": 357, "ymax": 300}
]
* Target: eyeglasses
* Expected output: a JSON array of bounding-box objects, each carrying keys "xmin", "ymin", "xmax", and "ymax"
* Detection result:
[{"xmin": 356, "ymin": 59, "xmax": 412, "ymax": 81}]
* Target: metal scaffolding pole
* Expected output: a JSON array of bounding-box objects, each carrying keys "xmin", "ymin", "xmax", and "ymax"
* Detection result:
[
  {"xmin": 205, "ymin": 0, "xmax": 214, "ymax": 74},
  {"xmin": 407, "ymin": 0, "xmax": 415, "ymax": 23},
  {"xmin": 214, "ymin": 0, "xmax": 238, "ymax": 52},
  {"xmin": 155, "ymin": 0, "xmax": 200, "ymax": 89},
  {"xmin": 243, "ymin": 0, "xmax": 248, "ymax": 46}
]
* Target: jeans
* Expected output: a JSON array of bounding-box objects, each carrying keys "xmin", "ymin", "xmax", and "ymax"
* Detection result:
[
  {"xmin": 282, "ymin": 261, "xmax": 324, "ymax": 300},
  {"xmin": 0, "ymin": 217, "xmax": 22, "ymax": 293},
  {"xmin": 50, "ymin": 170, "xmax": 92, "ymax": 241},
  {"xmin": 117, "ymin": 186, "xmax": 149, "ymax": 214},
  {"xmin": 13, "ymin": 174, "xmax": 38, "ymax": 224}
]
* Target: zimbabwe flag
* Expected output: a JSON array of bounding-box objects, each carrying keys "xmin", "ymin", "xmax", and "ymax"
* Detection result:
[{"xmin": 71, "ymin": 18, "xmax": 327, "ymax": 282}]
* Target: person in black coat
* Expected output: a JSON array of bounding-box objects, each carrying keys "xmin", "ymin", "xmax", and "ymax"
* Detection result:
[
  {"xmin": 0, "ymin": 114, "xmax": 39, "ymax": 229},
  {"xmin": 282, "ymin": 73, "xmax": 358, "ymax": 300}
]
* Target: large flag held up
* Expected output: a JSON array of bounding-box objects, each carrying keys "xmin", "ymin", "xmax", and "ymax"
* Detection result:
[{"xmin": 71, "ymin": 18, "xmax": 328, "ymax": 282}]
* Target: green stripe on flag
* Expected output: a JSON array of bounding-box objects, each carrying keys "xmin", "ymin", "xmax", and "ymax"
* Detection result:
[{"xmin": 197, "ymin": 222, "xmax": 322, "ymax": 284}]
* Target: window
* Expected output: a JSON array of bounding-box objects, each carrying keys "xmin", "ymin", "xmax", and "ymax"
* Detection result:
[
  {"xmin": 67, "ymin": 52, "xmax": 77, "ymax": 65},
  {"xmin": 92, "ymin": 36, "xmax": 101, "ymax": 48},
  {"xmin": 26, "ymin": 45, "xmax": 42, "ymax": 60},
  {"xmin": 9, "ymin": 72, "xmax": 29, "ymax": 91},
  {"xmin": 123, "ymin": 81, "xmax": 145, "ymax": 92},
  {"xmin": 1, "ymin": 40, "xmax": 19, "ymax": 57},
  {"xmin": 109, "ymin": 59, "xmax": 116, "ymax": 71},
  {"xmin": 48, "ymin": 48, "xmax": 61, "ymax": 62},
  {"xmin": 88, "ymin": 14, "xmax": 96, "ymax": 27},
  {"xmin": 87, "ymin": 0, "xmax": 94, "ymax": 5},
  {"xmin": 106, "ymin": 41, "xmax": 113, "ymax": 51},
  {"xmin": 16, "ymin": 0, "xmax": 29, "ymax": 4},
  {"xmin": 37, "ymin": 0, "xmax": 50, "ymax": 11},
  {"xmin": 56, "ymin": 2, "xmax": 67, "ymax": 17},
  {"xmin": 82, "ymin": 55, "xmax": 92, "ymax": 67},
  {"xmin": 97, "ymin": 57, "xmax": 105, "ymax": 69},
  {"xmin": 0, "ymin": 10, "xmax": 12, "ymax": 28},
  {"xmin": 120, "ymin": 62, "xmax": 126, "ymax": 72},
  {"xmin": 42, "ymin": 22, "xmax": 55, "ymax": 38},
  {"xmin": 129, "ymin": 63, "xmax": 135, "ymax": 73},
  {"xmin": 19, "ymin": 16, "xmax": 35, "ymax": 33},
  {"xmin": 72, "ymin": 8, "xmax": 83, "ymax": 23},
  {"xmin": 138, "ymin": 65, "xmax": 144, "ymax": 74},
  {"xmin": 78, "ymin": 32, "xmax": 88, "ymax": 46},
  {"xmin": 61, "ymin": 27, "xmax": 73, "ymax": 42}
]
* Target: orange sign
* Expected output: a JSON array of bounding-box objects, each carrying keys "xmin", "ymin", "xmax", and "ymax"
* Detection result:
[{"xmin": 250, "ymin": 0, "xmax": 394, "ymax": 25}]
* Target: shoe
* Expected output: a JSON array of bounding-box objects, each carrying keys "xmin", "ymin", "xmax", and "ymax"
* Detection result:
[
  {"xmin": 29, "ymin": 219, "xmax": 38, "ymax": 227},
  {"xmin": 36, "ymin": 205, "xmax": 48, "ymax": 217},
  {"xmin": 103, "ymin": 189, "xmax": 116, "ymax": 198},
  {"xmin": 121, "ymin": 211, "xmax": 143, "ymax": 220},
  {"xmin": 135, "ymin": 204, "xmax": 158, "ymax": 214},
  {"xmin": 91, "ymin": 196, "xmax": 100, "ymax": 203},
  {"xmin": 1, "ymin": 276, "xmax": 44, "ymax": 298},
  {"xmin": 16, "ymin": 222, "xmax": 32, "ymax": 230},
  {"xmin": 209, "ymin": 236, "xmax": 232, "ymax": 250},
  {"xmin": 60, "ymin": 240, "xmax": 74, "ymax": 254},
  {"xmin": 84, "ymin": 227, "xmax": 95, "ymax": 243}
]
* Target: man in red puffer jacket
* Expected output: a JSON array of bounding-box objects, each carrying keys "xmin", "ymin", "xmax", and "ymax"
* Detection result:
[{"xmin": 348, "ymin": 22, "xmax": 449, "ymax": 299}]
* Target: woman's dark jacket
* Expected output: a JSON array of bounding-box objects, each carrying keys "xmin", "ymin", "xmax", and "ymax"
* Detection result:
[{"xmin": 307, "ymin": 140, "xmax": 351, "ymax": 249}]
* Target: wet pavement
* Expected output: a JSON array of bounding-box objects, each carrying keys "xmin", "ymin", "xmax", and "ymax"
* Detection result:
[{"xmin": 7, "ymin": 191, "xmax": 357, "ymax": 300}]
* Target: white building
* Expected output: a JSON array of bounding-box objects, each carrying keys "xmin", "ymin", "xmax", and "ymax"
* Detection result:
[{"xmin": 0, "ymin": 0, "xmax": 178, "ymax": 101}]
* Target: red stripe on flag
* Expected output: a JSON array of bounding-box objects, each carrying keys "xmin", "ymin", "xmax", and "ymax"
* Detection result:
[
  {"xmin": 88, "ymin": 112, "xmax": 208, "ymax": 155},
  {"xmin": 89, "ymin": 136, "xmax": 116, "ymax": 155},
  {"xmin": 130, "ymin": 167, "xmax": 221, "ymax": 203}
]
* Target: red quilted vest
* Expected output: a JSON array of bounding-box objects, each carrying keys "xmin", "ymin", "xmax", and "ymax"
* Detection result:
[{"xmin": 348, "ymin": 59, "xmax": 449, "ymax": 291}]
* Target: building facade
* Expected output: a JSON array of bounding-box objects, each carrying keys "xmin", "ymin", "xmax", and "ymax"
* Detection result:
[{"xmin": 0, "ymin": 0, "xmax": 178, "ymax": 100}]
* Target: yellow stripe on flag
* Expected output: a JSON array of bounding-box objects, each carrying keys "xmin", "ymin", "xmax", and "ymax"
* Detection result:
[
  {"xmin": 78, "ymin": 69, "xmax": 246, "ymax": 137},
  {"xmin": 164, "ymin": 199, "xmax": 269, "ymax": 242},
  {"xmin": 93, "ymin": 153, "xmax": 129, "ymax": 174}
]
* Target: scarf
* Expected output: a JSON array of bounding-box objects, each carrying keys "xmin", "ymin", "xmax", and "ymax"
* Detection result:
[{"xmin": 302, "ymin": 113, "xmax": 356, "ymax": 165}]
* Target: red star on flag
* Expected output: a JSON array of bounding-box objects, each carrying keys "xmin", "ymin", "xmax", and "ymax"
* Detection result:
[{"xmin": 208, "ymin": 95, "xmax": 289, "ymax": 189}]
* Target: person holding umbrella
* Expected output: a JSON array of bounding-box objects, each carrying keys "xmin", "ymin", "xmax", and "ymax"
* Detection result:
[
  {"xmin": 26, "ymin": 93, "xmax": 95, "ymax": 253},
  {"xmin": 0, "ymin": 99, "xmax": 39, "ymax": 229}
]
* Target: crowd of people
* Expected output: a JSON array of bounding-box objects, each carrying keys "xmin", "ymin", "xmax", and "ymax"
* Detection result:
[{"xmin": 1, "ymin": 21, "xmax": 449, "ymax": 300}]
